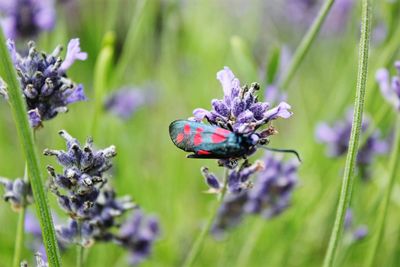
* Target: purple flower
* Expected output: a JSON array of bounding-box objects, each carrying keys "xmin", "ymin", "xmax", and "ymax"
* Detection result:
[
  {"xmin": 44, "ymin": 130, "xmax": 117, "ymax": 220},
  {"xmin": 193, "ymin": 67, "xmax": 292, "ymax": 135},
  {"xmin": 59, "ymin": 39, "xmax": 88, "ymax": 72},
  {"xmin": 117, "ymin": 210, "xmax": 160, "ymax": 266},
  {"xmin": 344, "ymin": 209, "xmax": 368, "ymax": 243},
  {"xmin": 376, "ymin": 61, "xmax": 400, "ymax": 110},
  {"xmin": 44, "ymin": 130, "xmax": 158, "ymax": 258},
  {"xmin": 0, "ymin": 0, "xmax": 56, "ymax": 39},
  {"xmin": 25, "ymin": 212, "xmax": 47, "ymax": 260},
  {"xmin": 212, "ymin": 153, "xmax": 299, "ymax": 235},
  {"xmin": 0, "ymin": 177, "xmax": 33, "ymax": 211},
  {"xmin": 244, "ymin": 153, "xmax": 298, "ymax": 218},
  {"xmin": 4, "ymin": 39, "xmax": 87, "ymax": 128},
  {"xmin": 104, "ymin": 87, "xmax": 147, "ymax": 120},
  {"xmin": 211, "ymin": 192, "xmax": 248, "ymax": 237},
  {"xmin": 315, "ymin": 109, "xmax": 388, "ymax": 178}
]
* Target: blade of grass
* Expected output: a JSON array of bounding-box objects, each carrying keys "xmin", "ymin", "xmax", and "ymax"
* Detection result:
[
  {"xmin": 364, "ymin": 115, "xmax": 400, "ymax": 267},
  {"xmin": 322, "ymin": 1, "xmax": 373, "ymax": 266},
  {"xmin": 90, "ymin": 31, "xmax": 115, "ymax": 137},
  {"xmin": 182, "ymin": 168, "xmax": 229, "ymax": 267},
  {"xmin": 0, "ymin": 29, "xmax": 62, "ymax": 266},
  {"xmin": 279, "ymin": 0, "xmax": 336, "ymax": 90}
]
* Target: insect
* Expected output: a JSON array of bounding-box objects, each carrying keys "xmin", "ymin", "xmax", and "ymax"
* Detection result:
[{"xmin": 169, "ymin": 120, "xmax": 301, "ymax": 161}]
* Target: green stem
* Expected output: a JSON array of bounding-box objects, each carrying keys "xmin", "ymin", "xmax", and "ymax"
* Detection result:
[
  {"xmin": 111, "ymin": 0, "xmax": 148, "ymax": 85},
  {"xmin": 364, "ymin": 116, "xmax": 400, "ymax": 267},
  {"xmin": 182, "ymin": 168, "xmax": 229, "ymax": 267},
  {"xmin": 279, "ymin": 0, "xmax": 336, "ymax": 90},
  {"xmin": 12, "ymin": 164, "xmax": 28, "ymax": 267},
  {"xmin": 235, "ymin": 219, "xmax": 264, "ymax": 267},
  {"xmin": 76, "ymin": 221, "xmax": 84, "ymax": 267},
  {"xmin": 0, "ymin": 29, "xmax": 61, "ymax": 266},
  {"xmin": 90, "ymin": 32, "xmax": 115, "ymax": 137},
  {"xmin": 322, "ymin": 1, "xmax": 373, "ymax": 267}
]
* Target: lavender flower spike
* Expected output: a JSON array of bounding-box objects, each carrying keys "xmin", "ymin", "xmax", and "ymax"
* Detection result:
[
  {"xmin": 376, "ymin": 61, "xmax": 400, "ymax": 110},
  {"xmin": 244, "ymin": 153, "xmax": 298, "ymax": 218},
  {"xmin": 104, "ymin": 87, "xmax": 147, "ymax": 120},
  {"xmin": 193, "ymin": 66, "xmax": 292, "ymax": 136},
  {"xmin": 0, "ymin": 0, "xmax": 56, "ymax": 39},
  {"xmin": 316, "ymin": 109, "xmax": 388, "ymax": 179},
  {"xmin": 4, "ymin": 40, "xmax": 87, "ymax": 128},
  {"xmin": 117, "ymin": 210, "xmax": 160, "ymax": 266}
]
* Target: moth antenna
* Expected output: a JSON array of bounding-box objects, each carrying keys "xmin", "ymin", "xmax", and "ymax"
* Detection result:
[{"xmin": 259, "ymin": 146, "xmax": 302, "ymax": 163}]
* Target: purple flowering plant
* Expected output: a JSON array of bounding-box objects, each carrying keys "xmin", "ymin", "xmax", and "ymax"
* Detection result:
[
  {"xmin": 316, "ymin": 109, "xmax": 388, "ymax": 179},
  {"xmin": 1, "ymin": 39, "xmax": 87, "ymax": 128},
  {"xmin": 43, "ymin": 130, "xmax": 160, "ymax": 265},
  {"xmin": 0, "ymin": 0, "xmax": 56, "ymax": 39},
  {"xmin": 178, "ymin": 67, "xmax": 298, "ymax": 266},
  {"xmin": 376, "ymin": 61, "xmax": 400, "ymax": 110}
]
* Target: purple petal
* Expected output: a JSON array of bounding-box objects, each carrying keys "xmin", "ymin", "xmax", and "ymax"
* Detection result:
[
  {"xmin": 105, "ymin": 88, "xmax": 146, "ymax": 119},
  {"xmin": 28, "ymin": 109, "xmax": 42, "ymax": 128},
  {"xmin": 64, "ymin": 84, "xmax": 86, "ymax": 104},
  {"xmin": 315, "ymin": 123, "xmax": 338, "ymax": 143},
  {"xmin": 60, "ymin": 39, "xmax": 88, "ymax": 72},
  {"xmin": 264, "ymin": 102, "xmax": 292, "ymax": 121},
  {"xmin": 216, "ymin": 66, "xmax": 240, "ymax": 100},
  {"xmin": 376, "ymin": 68, "xmax": 399, "ymax": 108},
  {"xmin": 6, "ymin": 39, "xmax": 17, "ymax": 63},
  {"xmin": 192, "ymin": 108, "xmax": 211, "ymax": 121},
  {"xmin": 236, "ymin": 110, "xmax": 254, "ymax": 124},
  {"xmin": 0, "ymin": 17, "xmax": 16, "ymax": 39},
  {"xmin": 212, "ymin": 99, "xmax": 230, "ymax": 117}
]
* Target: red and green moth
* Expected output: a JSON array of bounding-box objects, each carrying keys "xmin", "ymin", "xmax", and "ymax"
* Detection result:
[{"xmin": 169, "ymin": 120, "xmax": 260, "ymax": 159}]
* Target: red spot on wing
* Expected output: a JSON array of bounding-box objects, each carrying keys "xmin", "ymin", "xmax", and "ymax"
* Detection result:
[
  {"xmin": 184, "ymin": 124, "xmax": 191, "ymax": 135},
  {"xmin": 194, "ymin": 133, "xmax": 202, "ymax": 146},
  {"xmin": 198, "ymin": 150, "xmax": 211, "ymax": 155},
  {"xmin": 193, "ymin": 127, "xmax": 204, "ymax": 146},
  {"xmin": 211, "ymin": 128, "xmax": 231, "ymax": 143},
  {"xmin": 176, "ymin": 133, "xmax": 184, "ymax": 143}
]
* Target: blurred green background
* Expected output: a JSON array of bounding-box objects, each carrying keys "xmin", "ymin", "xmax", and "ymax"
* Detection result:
[{"xmin": 0, "ymin": 0, "xmax": 400, "ymax": 266}]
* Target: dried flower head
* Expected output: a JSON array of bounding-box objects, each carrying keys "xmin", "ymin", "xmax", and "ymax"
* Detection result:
[
  {"xmin": 0, "ymin": 177, "xmax": 33, "ymax": 211},
  {"xmin": 193, "ymin": 67, "xmax": 292, "ymax": 135},
  {"xmin": 376, "ymin": 61, "xmax": 400, "ymax": 110},
  {"xmin": 0, "ymin": 0, "xmax": 56, "ymax": 39},
  {"xmin": 5, "ymin": 39, "xmax": 87, "ymax": 128}
]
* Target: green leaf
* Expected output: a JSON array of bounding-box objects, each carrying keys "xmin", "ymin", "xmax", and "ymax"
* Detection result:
[
  {"xmin": 265, "ymin": 46, "xmax": 281, "ymax": 85},
  {"xmin": 0, "ymin": 29, "xmax": 62, "ymax": 266}
]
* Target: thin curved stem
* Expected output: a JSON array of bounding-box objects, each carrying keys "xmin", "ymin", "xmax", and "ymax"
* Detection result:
[
  {"xmin": 76, "ymin": 221, "xmax": 84, "ymax": 267},
  {"xmin": 181, "ymin": 168, "xmax": 229, "ymax": 267},
  {"xmin": 364, "ymin": 115, "xmax": 400, "ymax": 267},
  {"xmin": 279, "ymin": 0, "xmax": 336, "ymax": 90},
  {"xmin": 235, "ymin": 219, "xmax": 264, "ymax": 267},
  {"xmin": 322, "ymin": 1, "xmax": 373, "ymax": 267},
  {"xmin": 12, "ymin": 164, "xmax": 28, "ymax": 267}
]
